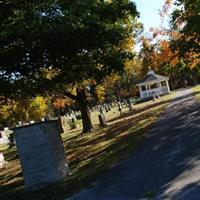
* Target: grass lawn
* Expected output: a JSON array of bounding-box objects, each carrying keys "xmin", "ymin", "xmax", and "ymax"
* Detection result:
[
  {"xmin": 0, "ymin": 92, "xmax": 175, "ymax": 200},
  {"xmin": 192, "ymin": 85, "xmax": 200, "ymax": 99}
]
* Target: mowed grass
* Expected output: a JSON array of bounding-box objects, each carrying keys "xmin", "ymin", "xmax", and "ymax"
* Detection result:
[
  {"xmin": 0, "ymin": 92, "xmax": 176, "ymax": 200},
  {"xmin": 192, "ymin": 85, "xmax": 200, "ymax": 99}
]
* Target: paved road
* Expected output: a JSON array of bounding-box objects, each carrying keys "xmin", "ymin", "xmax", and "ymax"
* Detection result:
[{"xmin": 67, "ymin": 89, "xmax": 200, "ymax": 200}]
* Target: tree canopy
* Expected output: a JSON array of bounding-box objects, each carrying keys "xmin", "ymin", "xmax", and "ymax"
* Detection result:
[
  {"xmin": 0, "ymin": 0, "xmax": 140, "ymax": 132},
  {"xmin": 170, "ymin": 0, "xmax": 200, "ymax": 65},
  {"xmin": 0, "ymin": 0, "xmax": 139, "ymax": 97}
]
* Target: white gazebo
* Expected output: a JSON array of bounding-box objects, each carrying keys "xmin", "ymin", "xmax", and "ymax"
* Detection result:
[{"xmin": 136, "ymin": 69, "xmax": 170, "ymax": 100}]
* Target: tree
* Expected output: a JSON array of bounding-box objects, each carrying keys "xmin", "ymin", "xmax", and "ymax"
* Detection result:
[
  {"xmin": 11, "ymin": 96, "xmax": 48, "ymax": 123},
  {"xmin": 170, "ymin": 0, "xmax": 200, "ymax": 67},
  {"xmin": 0, "ymin": 98, "xmax": 15, "ymax": 128},
  {"xmin": 119, "ymin": 58, "xmax": 142, "ymax": 97},
  {"xmin": 28, "ymin": 96, "xmax": 48, "ymax": 121},
  {"xmin": 0, "ymin": 96, "xmax": 48, "ymax": 128},
  {"xmin": 52, "ymin": 97, "xmax": 74, "ymax": 116},
  {"xmin": 0, "ymin": 0, "xmax": 139, "ymax": 132}
]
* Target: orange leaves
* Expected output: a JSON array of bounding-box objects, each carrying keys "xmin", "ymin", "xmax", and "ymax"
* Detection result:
[
  {"xmin": 140, "ymin": 32, "xmax": 180, "ymax": 70},
  {"xmin": 159, "ymin": 41, "xmax": 172, "ymax": 62},
  {"xmin": 52, "ymin": 97, "xmax": 73, "ymax": 109},
  {"xmin": 170, "ymin": 54, "xmax": 179, "ymax": 66},
  {"xmin": 157, "ymin": 40, "xmax": 180, "ymax": 67},
  {"xmin": 170, "ymin": 31, "xmax": 183, "ymax": 40},
  {"xmin": 160, "ymin": 40, "xmax": 170, "ymax": 49},
  {"xmin": 52, "ymin": 98, "xmax": 66, "ymax": 109},
  {"xmin": 139, "ymin": 0, "xmax": 199, "ymax": 85},
  {"xmin": 185, "ymin": 51, "xmax": 200, "ymax": 68}
]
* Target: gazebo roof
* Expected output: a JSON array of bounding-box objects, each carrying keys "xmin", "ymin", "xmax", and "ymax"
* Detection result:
[{"xmin": 136, "ymin": 70, "xmax": 169, "ymax": 86}]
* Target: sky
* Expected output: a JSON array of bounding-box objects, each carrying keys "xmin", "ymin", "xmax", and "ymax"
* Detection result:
[
  {"xmin": 133, "ymin": 0, "xmax": 171, "ymax": 33},
  {"xmin": 133, "ymin": 0, "xmax": 174, "ymax": 51}
]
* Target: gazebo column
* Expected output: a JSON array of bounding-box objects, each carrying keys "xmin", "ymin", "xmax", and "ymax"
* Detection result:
[
  {"xmin": 166, "ymin": 80, "xmax": 170, "ymax": 93},
  {"xmin": 138, "ymin": 86, "xmax": 143, "ymax": 99},
  {"xmin": 158, "ymin": 82, "xmax": 162, "ymax": 94}
]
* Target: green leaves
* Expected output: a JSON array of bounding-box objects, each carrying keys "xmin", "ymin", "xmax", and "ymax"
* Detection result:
[
  {"xmin": 0, "ymin": 0, "xmax": 139, "ymax": 98},
  {"xmin": 170, "ymin": 0, "xmax": 200, "ymax": 55}
]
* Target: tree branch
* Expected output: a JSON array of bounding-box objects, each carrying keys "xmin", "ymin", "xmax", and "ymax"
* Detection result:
[{"xmin": 64, "ymin": 91, "xmax": 78, "ymax": 101}]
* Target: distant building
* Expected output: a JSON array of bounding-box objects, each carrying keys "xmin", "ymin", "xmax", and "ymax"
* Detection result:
[{"xmin": 136, "ymin": 69, "xmax": 170, "ymax": 100}]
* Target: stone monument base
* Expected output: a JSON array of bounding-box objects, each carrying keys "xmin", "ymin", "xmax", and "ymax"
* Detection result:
[{"xmin": 13, "ymin": 120, "xmax": 68, "ymax": 191}]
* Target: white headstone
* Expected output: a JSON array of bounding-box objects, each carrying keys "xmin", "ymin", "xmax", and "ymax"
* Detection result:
[
  {"xmin": 14, "ymin": 120, "xmax": 69, "ymax": 190},
  {"xmin": 0, "ymin": 153, "xmax": 6, "ymax": 168}
]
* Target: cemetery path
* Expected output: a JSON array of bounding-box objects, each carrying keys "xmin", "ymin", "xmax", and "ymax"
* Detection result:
[{"xmin": 67, "ymin": 88, "xmax": 200, "ymax": 200}]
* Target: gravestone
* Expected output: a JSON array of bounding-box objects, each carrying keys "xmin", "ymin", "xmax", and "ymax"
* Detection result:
[
  {"xmin": 98, "ymin": 114, "xmax": 107, "ymax": 127},
  {"xmin": 118, "ymin": 102, "xmax": 123, "ymax": 116},
  {"xmin": 9, "ymin": 133, "xmax": 15, "ymax": 147},
  {"xmin": 107, "ymin": 104, "xmax": 112, "ymax": 111},
  {"xmin": 18, "ymin": 121, "xmax": 23, "ymax": 126},
  {"xmin": 0, "ymin": 152, "xmax": 6, "ymax": 168},
  {"xmin": 71, "ymin": 111, "xmax": 77, "ymax": 120},
  {"xmin": 4, "ymin": 127, "xmax": 9, "ymax": 131},
  {"xmin": 96, "ymin": 106, "xmax": 99, "ymax": 111},
  {"xmin": 70, "ymin": 117, "xmax": 77, "ymax": 129},
  {"xmin": 58, "ymin": 116, "xmax": 70, "ymax": 133},
  {"xmin": 127, "ymin": 99, "xmax": 133, "ymax": 111},
  {"xmin": 99, "ymin": 106, "xmax": 104, "ymax": 114},
  {"xmin": 104, "ymin": 104, "xmax": 109, "ymax": 112},
  {"xmin": 0, "ymin": 130, "xmax": 9, "ymax": 145},
  {"xmin": 92, "ymin": 106, "xmax": 95, "ymax": 112},
  {"xmin": 75, "ymin": 111, "xmax": 82, "ymax": 120},
  {"xmin": 65, "ymin": 114, "xmax": 71, "ymax": 121},
  {"xmin": 13, "ymin": 120, "xmax": 68, "ymax": 190}
]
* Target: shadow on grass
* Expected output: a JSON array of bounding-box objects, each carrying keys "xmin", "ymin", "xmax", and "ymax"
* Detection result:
[
  {"xmin": 0, "ymin": 90, "xmax": 182, "ymax": 200},
  {"xmin": 0, "ymin": 108, "xmax": 162, "ymax": 200},
  {"xmin": 107, "ymin": 91, "xmax": 200, "ymax": 123}
]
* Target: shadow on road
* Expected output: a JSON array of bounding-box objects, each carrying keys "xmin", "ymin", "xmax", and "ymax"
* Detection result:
[{"xmin": 68, "ymin": 89, "xmax": 200, "ymax": 200}]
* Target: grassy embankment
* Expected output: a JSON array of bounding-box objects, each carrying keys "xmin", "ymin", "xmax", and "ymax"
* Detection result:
[{"xmin": 0, "ymin": 92, "xmax": 176, "ymax": 200}]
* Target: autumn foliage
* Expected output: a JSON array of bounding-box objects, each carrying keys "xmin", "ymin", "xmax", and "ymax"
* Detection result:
[
  {"xmin": 0, "ymin": 0, "xmax": 199, "ymax": 128},
  {"xmin": 0, "ymin": 96, "xmax": 48, "ymax": 128}
]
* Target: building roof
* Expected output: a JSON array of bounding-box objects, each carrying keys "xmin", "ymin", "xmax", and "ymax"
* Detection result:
[{"xmin": 136, "ymin": 70, "xmax": 169, "ymax": 86}]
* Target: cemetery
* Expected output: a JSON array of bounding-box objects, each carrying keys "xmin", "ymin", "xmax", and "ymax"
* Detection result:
[
  {"xmin": 0, "ymin": 92, "xmax": 175, "ymax": 200},
  {"xmin": 0, "ymin": 0, "xmax": 199, "ymax": 199}
]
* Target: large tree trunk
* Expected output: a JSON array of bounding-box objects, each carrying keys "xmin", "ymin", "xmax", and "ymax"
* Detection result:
[{"xmin": 77, "ymin": 89, "xmax": 93, "ymax": 133}]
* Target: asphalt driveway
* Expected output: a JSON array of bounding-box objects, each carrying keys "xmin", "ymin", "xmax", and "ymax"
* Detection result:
[{"xmin": 67, "ymin": 89, "xmax": 200, "ymax": 200}]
